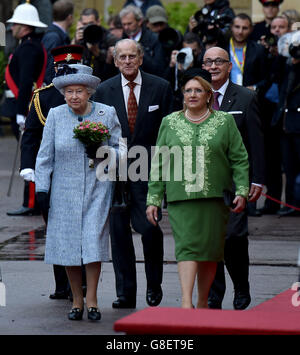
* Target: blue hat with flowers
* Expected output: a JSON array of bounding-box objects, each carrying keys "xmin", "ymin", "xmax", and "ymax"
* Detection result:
[{"xmin": 53, "ymin": 64, "xmax": 100, "ymax": 94}]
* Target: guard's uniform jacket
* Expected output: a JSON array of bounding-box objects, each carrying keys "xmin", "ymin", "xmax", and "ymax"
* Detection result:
[
  {"xmin": 1, "ymin": 32, "xmax": 46, "ymax": 120},
  {"xmin": 21, "ymin": 83, "xmax": 64, "ymax": 170}
]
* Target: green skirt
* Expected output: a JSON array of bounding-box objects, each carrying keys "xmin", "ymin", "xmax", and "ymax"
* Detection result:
[{"xmin": 167, "ymin": 198, "xmax": 229, "ymax": 262}]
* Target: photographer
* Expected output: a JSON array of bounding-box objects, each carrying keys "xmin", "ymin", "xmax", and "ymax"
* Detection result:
[
  {"xmin": 164, "ymin": 34, "xmax": 204, "ymax": 110},
  {"xmin": 188, "ymin": 0, "xmax": 235, "ymax": 37},
  {"xmin": 145, "ymin": 5, "xmax": 183, "ymax": 67},
  {"xmin": 271, "ymin": 31, "xmax": 300, "ymax": 216},
  {"xmin": 257, "ymin": 15, "xmax": 291, "ymax": 215},
  {"xmin": 73, "ymin": 8, "xmax": 119, "ymax": 80}
]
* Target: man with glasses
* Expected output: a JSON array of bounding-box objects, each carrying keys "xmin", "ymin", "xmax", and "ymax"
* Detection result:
[
  {"xmin": 202, "ymin": 47, "xmax": 265, "ymax": 310},
  {"xmin": 94, "ymin": 39, "xmax": 173, "ymax": 309}
]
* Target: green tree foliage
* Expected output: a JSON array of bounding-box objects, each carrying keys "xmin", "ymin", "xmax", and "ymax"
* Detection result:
[{"xmin": 165, "ymin": 2, "xmax": 199, "ymax": 34}]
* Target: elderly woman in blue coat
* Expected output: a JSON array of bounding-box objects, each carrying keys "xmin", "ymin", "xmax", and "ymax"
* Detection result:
[{"xmin": 35, "ymin": 64, "xmax": 122, "ymax": 321}]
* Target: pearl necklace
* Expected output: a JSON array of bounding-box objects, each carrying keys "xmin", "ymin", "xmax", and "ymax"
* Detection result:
[{"xmin": 185, "ymin": 109, "xmax": 210, "ymax": 122}]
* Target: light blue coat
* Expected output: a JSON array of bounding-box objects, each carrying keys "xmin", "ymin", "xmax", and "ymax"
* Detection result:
[{"xmin": 35, "ymin": 102, "xmax": 121, "ymax": 266}]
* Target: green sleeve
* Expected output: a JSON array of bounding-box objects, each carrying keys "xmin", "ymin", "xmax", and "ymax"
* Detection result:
[
  {"xmin": 227, "ymin": 115, "xmax": 250, "ymax": 197},
  {"xmin": 147, "ymin": 118, "xmax": 168, "ymax": 207}
]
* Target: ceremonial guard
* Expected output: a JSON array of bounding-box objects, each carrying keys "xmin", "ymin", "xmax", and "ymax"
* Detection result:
[
  {"xmin": 1, "ymin": 1, "xmax": 48, "ymax": 216},
  {"xmin": 20, "ymin": 44, "xmax": 85, "ymax": 300}
]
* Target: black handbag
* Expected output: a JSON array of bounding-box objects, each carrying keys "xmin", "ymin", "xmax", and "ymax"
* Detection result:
[{"xmin": 223, "ymin": 189, "xmax": 236, "ymax": 208}]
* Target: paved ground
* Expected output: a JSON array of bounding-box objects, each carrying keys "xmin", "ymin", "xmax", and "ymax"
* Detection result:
[{"xmin": 0, "ymin": 134, "xmax": 300, "ymax": 335}]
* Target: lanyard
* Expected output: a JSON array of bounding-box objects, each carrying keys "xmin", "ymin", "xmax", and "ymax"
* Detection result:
[{"xmin": 230, "ymin": 37, "xmax": 247, "ymax": 74}]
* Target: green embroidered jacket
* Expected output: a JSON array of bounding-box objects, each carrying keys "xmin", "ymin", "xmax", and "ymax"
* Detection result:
[{"xmin": 147, "ymin": 110, "xmax": 249, "ymax": 207}]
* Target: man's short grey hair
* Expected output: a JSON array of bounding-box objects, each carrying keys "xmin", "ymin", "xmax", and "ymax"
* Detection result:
[
  {"xmin": 119, "ymin": 5, "xmax": 143, "ymax": 22},
  {"xmin": 113, "ymin": 39, "xmax": 144, "ymax": 59}
]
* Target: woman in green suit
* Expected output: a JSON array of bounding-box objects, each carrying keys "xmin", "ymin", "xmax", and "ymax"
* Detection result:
[{"xmin": 146, "ymin": 68, "xmax": 249, "ymax": 309}]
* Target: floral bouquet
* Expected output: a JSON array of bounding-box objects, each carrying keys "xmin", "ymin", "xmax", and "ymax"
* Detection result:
[{"xmin": 73, "ymin": 120, "xmax": 110, "ymax": 168}]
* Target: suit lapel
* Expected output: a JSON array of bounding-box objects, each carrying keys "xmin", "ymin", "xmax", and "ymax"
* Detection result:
[{"xmin": 220, "ymin": 81, "xmax": 238, "ymax": 111}]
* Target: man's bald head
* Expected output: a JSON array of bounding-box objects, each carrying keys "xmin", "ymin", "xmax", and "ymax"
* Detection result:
[
  {"xmin": 202, "ymin": 47, "xmax": 232, "ymax": 90},
  {"xmin": 203, "ymin": 47, "xmax": 230, "ymax": 61}
]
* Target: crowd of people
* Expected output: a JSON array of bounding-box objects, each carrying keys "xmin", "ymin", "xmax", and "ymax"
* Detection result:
[{"xmin": 1, "ymin": 0, "xmax": 300, "ymax": 321}]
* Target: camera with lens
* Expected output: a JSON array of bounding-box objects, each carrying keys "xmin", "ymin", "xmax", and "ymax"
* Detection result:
[
  {"xmin": 176, "ymin": 48, "xmax": 194, "ymax": 70},
  {"xmin": 159, "ymin": 27, "xmax": 182, "ymax": 53},
  {"xmin": 289, "ymin": 31, "xmax": 300, "ymax": 60},
  {"xmin": 79, "ymin": 24, "xmax": 104, "ymax": 45},
  {"xmin": 192, "ymin": 7, "xmax": 232, "ymax": 45},
  {"xmin": 264, "ymin": 33, "xmax": 278, "ymax": 47}
]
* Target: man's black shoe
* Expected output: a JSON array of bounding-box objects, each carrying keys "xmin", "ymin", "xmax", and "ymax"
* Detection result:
[
  {"xmin": 49, "ymin": 291, "xmax": 69, "ymax": 300},
  {"xmin": 277, "ymin": 207, "xmax": 300, "ymax": 217},
  {"xmin": 146, "ymin": 286, "xmax": 163, "ymax": 307},
  {"xmin": 207, "ymin": 297, "xmax": 222, "ymax": 309},
  {"xmin": 7, "ymin": 206, "xmax": 40, "ymax": 216},
  {"xmin": 112, "ymin": 297, "xmax": 136, "ymax": 309},
  {"xmin": 233, "ymin": 291, "xmax": 251, "ymax": 310}
]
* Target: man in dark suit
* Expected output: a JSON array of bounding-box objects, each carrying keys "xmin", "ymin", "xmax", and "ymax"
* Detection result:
[
  {"xmin": 228, "ymin": 13, "xmax": 267, "ymax": 90},
  {"xmin": 42, "ymin": 0, "xmax": 74, "ymax": 84},
  {"xmin": 93, "ymin": 38, "xmax": 173, "ymax": 308},
  {"xmin": 202, "ymin": 46, "xmax": 265, "ymax": 309},
  {"xmin": 119, "ymin": 5, "xmax": 166, "ymax": 76}
]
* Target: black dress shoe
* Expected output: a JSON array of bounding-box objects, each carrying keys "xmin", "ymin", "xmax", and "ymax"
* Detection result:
[
  {"xmin": 68, "ymin": 307, "xmax": 84, "ymax": 321},
  {"xmin": 112, "ymin": 297, "xmax": 136, "ymax": 309},
  {"xmin": 87, "ymin": 307, "xmax": 101, "ymax": 321},
  {"xmin": 7, "ymin": 206, "xmax": 40, "ymax": 216},
  {"xmin": 233, "ymin": 291, "xmax": 251, "ymax": 310},
  {"xmin": 146, "ymin": 286, "xmax": 163, "ymax": 307},
  {"xmin": 49, "ymin": 291, "xmax": 69, "ymax": 300}
]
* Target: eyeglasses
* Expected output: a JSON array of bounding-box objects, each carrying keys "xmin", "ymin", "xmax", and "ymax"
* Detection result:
[
  {"xmin": 117, "ymin": 54, "xmax": 138, "ymax": 62},
  {"xmin": 183, "ymin": 88, "xmax": 204, "ymax": 95},
  {"xmin": 203, "ymin": 58, "xmax": 230, "ymax": 67}
]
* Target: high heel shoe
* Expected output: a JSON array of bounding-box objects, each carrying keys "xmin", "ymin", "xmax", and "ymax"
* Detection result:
[
  {"xmin": 68, "ymin": 307, "xmax": 84, "ymax": 321},
  {"xmin": 87, "ymin": 307, "xmax": 101, "ymax": 321}
]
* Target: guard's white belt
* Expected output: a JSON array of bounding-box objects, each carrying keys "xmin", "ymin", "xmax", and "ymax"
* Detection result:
[{"xmin": 5, "ymin": 90, "xmax": 15, "ymax": 98}]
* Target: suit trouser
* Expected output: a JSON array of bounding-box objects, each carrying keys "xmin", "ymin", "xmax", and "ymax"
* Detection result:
[
  {"xmin": 281, "ymin": 132, "xmax": 300, "ymax": 207},
  {"xmin": 209, "ymin": 208, "xmax": 249, "ymax": 303},
  {"xmin": 261, "ymin": 99, "xmax": 282, "ymax": 210},
  {"xmin": 110, "ymin": 181, "xmax": 164, "ymax": 300}
]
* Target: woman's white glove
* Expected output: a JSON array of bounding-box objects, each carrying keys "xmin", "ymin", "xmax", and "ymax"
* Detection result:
[
  {"xmin": 20, "ymin": 168, "xmax": 35, "ymax": 182},
  {"xmin": 16, "ymin": 114, "xmax": 26, "ymax": 130}
]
